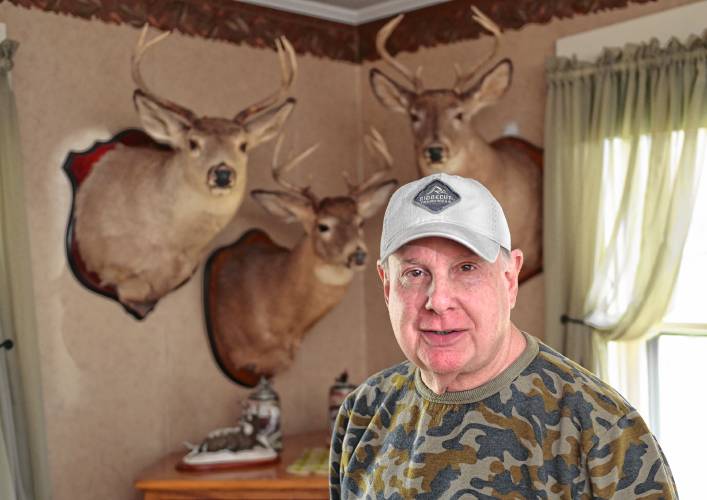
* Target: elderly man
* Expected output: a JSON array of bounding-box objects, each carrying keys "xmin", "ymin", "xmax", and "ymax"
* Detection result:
[{"xmin": 329, "ymin": 173, "xmax": 677, "ymax": 499}]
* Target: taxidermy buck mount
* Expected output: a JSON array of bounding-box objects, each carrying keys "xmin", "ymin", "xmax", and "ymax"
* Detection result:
[
  {"xmin": 204, "ymin": 129, "xmax": 398, "ymax": 387},
  {"xmin": 370, "ymin": 6, "xmax": 543, "ymax": 283},
  {"xmin": 68, "ymin": 26, "xmax": 297, "ymax": 319}
]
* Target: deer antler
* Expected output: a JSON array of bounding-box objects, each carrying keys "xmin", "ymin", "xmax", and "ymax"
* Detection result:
[
  {"xmin": 271, "ymin": 135, "xmax": 319, "ymax": 202},
  {"xmin": 132, "ymin": 25, "xmax": 196, "ymax": 120},
  {"xmin": 376, "ymin": 15, "xmax": 424, "ymax": 93},
  {"xmin": 453, "ymin": 6, "xmax": 502, "ymax": 93},
  {"xmin": 233, "ymin": 37, "xmax": 298, "ymax": 124},
  {"xmin": 346, "ymin": 127, "xmax": 394, "ymax": 196}
]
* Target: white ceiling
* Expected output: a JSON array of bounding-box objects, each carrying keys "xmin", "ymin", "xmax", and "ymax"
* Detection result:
[{"xmin": 237, "ymin": 0, "xmax": 451, "ymax": 25}]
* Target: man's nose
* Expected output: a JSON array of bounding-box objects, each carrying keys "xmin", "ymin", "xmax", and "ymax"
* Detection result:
[{"xmin": 425, "ymin": 278, "xmax": 455, "ymax": 313}]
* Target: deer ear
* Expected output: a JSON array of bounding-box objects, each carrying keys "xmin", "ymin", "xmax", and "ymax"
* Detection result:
[
  {"xmin": 133, "ymin": 91, "xmax": 194, "ymax": 148},
  {"xmin": 244, "ymin": 98, "xmax": 296, "ymax": 148},
  {"xmin": 370, "ymin": 69, "xmax": 413, "ymax": 113},
  {"xmin": 357, "ymin": 179, "xmax": 398, "ymax": 219},
  {"xmin": 461, "ymin": 59, "xmax": 512, "ymax": 116},
  {"xmin": 251, "ymin": 190, "xmax": 314, "ymax": 225}
]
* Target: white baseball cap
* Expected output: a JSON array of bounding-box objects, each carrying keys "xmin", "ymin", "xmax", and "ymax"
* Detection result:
[{"xmin": 379, "ymin": 173, "xmax": 511, "ymax": 263}]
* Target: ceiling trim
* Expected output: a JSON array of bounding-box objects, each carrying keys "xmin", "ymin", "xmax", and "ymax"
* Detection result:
[
  {"xmin": 237, "ymin": 0, "xmax": 451, "ymax": 25},
  {"xmin": 3, "ymin": 0, "xmax": 659, "ymax": 63}
]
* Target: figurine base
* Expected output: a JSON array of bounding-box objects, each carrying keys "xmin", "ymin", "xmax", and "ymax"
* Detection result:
[{"xmin": 177, "ymin": 448, "xmax": 280, "ymax": 472}]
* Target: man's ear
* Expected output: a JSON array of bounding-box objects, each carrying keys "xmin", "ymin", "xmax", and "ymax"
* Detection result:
[
  {"xmin": 505, "ymin": 249, "xmax": 523, "ymax": 309},
  {"xmin": 377, "ymin": 260, "xmax": 390, "ymax": 306}
]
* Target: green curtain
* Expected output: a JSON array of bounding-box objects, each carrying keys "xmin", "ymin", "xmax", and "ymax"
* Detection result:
[
  {"xmin": 544, "ymin": 33, "xmax": 707, "ymax": 373},
  {"xmin": 0, "ymin": 39, "xmax": 51, "ymax": 500}
]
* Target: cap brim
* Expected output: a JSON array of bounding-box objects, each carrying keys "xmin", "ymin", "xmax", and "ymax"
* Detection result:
[{"xmin": 380, "ymin": 221, "xmax": 501, "ymax": 263}]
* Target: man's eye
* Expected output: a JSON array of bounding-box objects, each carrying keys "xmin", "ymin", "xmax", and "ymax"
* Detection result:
[
  {"xmin": 404, "ymin": 269, "xmax": 425, "ymax": 279},
  {"xmin": 460, "ymin": 263, "xmax": 476, "ymax": 272}
]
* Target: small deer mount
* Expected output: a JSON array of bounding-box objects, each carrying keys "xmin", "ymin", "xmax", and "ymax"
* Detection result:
[
  {"xmin": 204, "ymin": 130, "xmax": 398, "ymax": 386},
  {"xmin": 65, "ymin": 26, "xmax": 297, "ymax": 319},
  {"xmin": 370, "ymin": 6, "xmax": 543, "ymax": 283}
]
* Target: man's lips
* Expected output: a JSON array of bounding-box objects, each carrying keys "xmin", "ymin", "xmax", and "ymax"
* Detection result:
[
  {"xmin": 421, "ymin": 329, "xmax": 461, "ymax": 335},
  {"xmin": 420, "ymin": 329, "xmax": 466, "ymax": 346}
]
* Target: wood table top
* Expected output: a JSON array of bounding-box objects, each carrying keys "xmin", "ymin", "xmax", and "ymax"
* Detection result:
[{"xmin": 134, "ymin": 430, "xmax": 330, "ymax": 493}]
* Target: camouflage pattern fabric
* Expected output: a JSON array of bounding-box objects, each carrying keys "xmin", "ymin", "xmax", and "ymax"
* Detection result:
[{"xmin": 330, "ymin": 333, "xmax": 677, "ymax": 499}]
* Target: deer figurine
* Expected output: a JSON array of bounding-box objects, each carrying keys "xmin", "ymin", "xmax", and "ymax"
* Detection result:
[
  {"xmin": 369, "ymin": 7, "xmax": 543, "ymax": 282},
  {"xmin": 73, "ymin": 26, "xmax": 297, "ymax": 317},
  {"xmin": 204, "ymin": 129, "xmax": 398, "ymax": 386}
]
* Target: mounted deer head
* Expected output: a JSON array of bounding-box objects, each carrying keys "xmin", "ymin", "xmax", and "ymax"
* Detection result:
[
  {"xmin": 130, "ymin": 26, "xmax": 297, "ymax": 195},
  {"xmin": 254, "ymin": 130, "xmax": 397, "ymax": 272},
  {"xmin": 204, "ymin": 129, "xmax": 398, "ymax": 385},
  {"xmin": 369, "ymin": 7, "xmax": 544, "ymax": 282},
  {"xmin": 72, "ymin": 26, "xmax": 297, "ymax": 318}
]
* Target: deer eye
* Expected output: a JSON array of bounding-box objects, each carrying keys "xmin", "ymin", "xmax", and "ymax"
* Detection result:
[
  {"xmin": 188, "ymin": 139, "xmax": 201, "ymax": 152},
  {"xmin": 410, "ymin": 112, "xmax": 421, "ymax": 123},
  {"xmin": 454, "ymin": 112, "xmax": 464, "ymax": 121},
  {"xmin": 317, "ymin": 223, "xmax": 330, "ymax": 233},
  {"xmin": 239, "ymin": 142, "xmax": 247, "ymax": 153}
]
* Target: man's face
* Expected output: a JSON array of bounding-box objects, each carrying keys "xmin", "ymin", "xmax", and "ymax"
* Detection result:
[{"xmin": 378, "ymin": 237, "xmax": 522, "ymax": 386}]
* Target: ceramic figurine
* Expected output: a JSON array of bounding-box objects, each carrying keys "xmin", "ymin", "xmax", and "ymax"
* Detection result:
[{"xmin": 179, "ymin": 413, "xmax": 278, "ymax": 469}]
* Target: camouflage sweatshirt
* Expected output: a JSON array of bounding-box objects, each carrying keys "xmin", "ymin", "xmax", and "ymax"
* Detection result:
[{"xmin": 330, "ymin": 333, "xmax": 677, "ymax": 499}]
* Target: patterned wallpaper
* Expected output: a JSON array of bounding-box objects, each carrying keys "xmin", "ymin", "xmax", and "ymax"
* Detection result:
[{"xmin": 2, "ymin": 0, "xmax": 656, "ymax": 61}]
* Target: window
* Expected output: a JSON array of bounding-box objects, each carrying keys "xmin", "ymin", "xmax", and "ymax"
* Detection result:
[
  {"xmin": 662, "ymin": 131, "xmax": 707, "ymax": 326},
  {"xmin": 591, "ymin": 130, "xmax": 706, "ymax": 328},
  {"xmin": 606, "ymin": 128, "xmax": 707, "ymax": 498},
  {"xmin": 645, "ymin": 131, "xmax": 707, "ymax": 498},
  {"xmin": 556, "ymin": 5, "xmax": 707, "ymax": 496},
  {"xmin": 646, "ymin": 333, "xmax": 707, "ymax": 499}
]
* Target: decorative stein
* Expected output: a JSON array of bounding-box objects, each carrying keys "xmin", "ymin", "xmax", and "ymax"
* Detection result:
[
  {"xmin": 329, "ymin": 372, "xmax": 357, "ymax": 435},
  {"xmin": 245, "ymin": 376, "xmax": 282, "ymax": 451}
]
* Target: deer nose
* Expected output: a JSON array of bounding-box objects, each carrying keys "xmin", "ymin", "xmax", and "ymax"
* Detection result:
[
  {"xmin": 215, "ymin": 170, "xmax": 231, "ymax": 187},
  {"xmin": 425, "ymin": 146, "xmax": 445, "ymax": 163},
  {"xmin": 209, "ymin": 164, "xmax": 235, "ymax": 188},
  {"xmin": 349, "ymin": 248, "xmax": 367, "ymax": 267}
]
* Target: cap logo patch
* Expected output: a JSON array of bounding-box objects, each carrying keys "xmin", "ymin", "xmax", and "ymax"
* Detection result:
[{"xmin": 413, "ymin": 180, "xmax": 460, "ymax": 213}]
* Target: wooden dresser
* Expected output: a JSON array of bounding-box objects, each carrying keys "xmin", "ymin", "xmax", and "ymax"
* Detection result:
[{"xmin": 134, "ymin": 431, "xmax": 329, "ymax": 499}]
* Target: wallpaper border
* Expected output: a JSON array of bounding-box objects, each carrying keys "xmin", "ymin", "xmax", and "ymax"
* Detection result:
[{"xmin": 3, "ymin": 0, "xmax": 657, "ymax": 62}]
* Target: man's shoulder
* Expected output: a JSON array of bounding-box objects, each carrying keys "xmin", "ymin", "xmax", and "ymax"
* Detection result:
[
  {"xmin": 362, "ymin": 360, "xmax": 415, "ymax": 386},
  {"xmin": 524, "ymin": 338, "xmax": 635, "ymax": 414},
  {"xmin": 342, "ymin": 361, "xmax": 416, "ymax": 417}
]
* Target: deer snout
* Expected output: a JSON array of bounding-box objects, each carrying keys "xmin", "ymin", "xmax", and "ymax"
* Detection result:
[
  {"xmin": 348, "ymin": 247, "xmax": 367, "ymax": 268},
  {"xmin": 424, "ymin": 145, "xmax": 447, "ymax": 164},
  {"xmin": 208, "ymin": 163, "xmax": 236, "ymax": 189}
]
